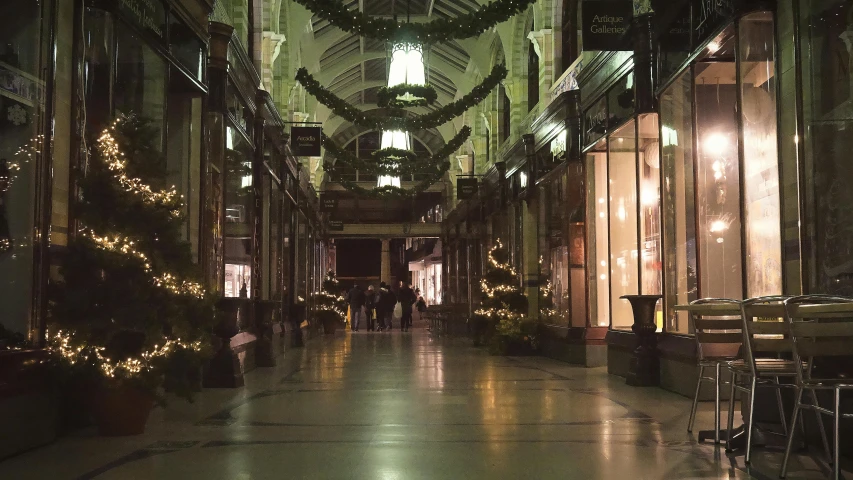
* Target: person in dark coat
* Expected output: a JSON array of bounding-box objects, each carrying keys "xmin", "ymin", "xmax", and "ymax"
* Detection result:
[
  {"xmin": 347, "ymin": 284, "xmax": 366, "ymax": 332},
  {"xmin": 397, "ymin": 281, "xmax": 417, "ymax": 332},
  {"xmin": 365, "ymin": 285, "xmax": 377, "ymax": 331},
  {"xmin": 378, "ymin": 281, "xmax": 396, "ymax": 331}
]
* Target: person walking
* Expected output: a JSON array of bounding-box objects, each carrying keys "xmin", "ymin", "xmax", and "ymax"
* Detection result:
[
  {"xmin": 346, "ymin": 284, "xmax": 366, "ymax": 332},
  {"xmin": 378, "ymin": 281, "xmax": 396, "ymax": 331},
  {"xmin": 365, "ymin": 285, "xmax": 376, "ymax": 331},
  {"xmin": 398, "ymin": 281, "xmax": 417, "ymax": 332},
  {"xmin": 414, "ymin": 288, "xmax": 427, "ymax": 323}
]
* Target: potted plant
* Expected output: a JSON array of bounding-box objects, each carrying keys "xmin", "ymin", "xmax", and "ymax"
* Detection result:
[
  {"xmin": 475, "ymin": 240, "xmax": 533, "ymax": 355},
  {"xmin": 314, "ymin": 271, "xmax": 346, "ymax": 334},
  {"xmin": 48, "ymin": 115, "xmax": 215, "ymax": 435}
]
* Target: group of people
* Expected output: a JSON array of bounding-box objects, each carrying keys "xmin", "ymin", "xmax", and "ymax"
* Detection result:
[{"xmin": 345, "ymin": 281, "xmax": 427, "ymax": 332}]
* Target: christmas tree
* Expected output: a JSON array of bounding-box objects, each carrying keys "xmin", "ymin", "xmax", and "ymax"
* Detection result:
[
  {"xmin": 474, "ymin": 239, "xmax": 538, "ymax": 353},
  {"xmin": 49, "ymin": 114, "xmax": 214, "ymax": 399},
  {"xmin": 314, "ymin": 270, "xmax": 346, "ymax": 333}
]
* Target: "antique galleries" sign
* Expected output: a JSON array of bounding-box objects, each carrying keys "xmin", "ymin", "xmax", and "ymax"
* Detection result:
[{"xmin": 581, "ymin": 0, "xmax": 632, "ymax": 51}]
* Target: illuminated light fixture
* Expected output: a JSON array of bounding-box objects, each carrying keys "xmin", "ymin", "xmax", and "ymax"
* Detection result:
[
  {"xmin": 519, "ymin": 171, "xmax": 528, "ymax": 188},
  {"xmin": 661, "ymin": 125, "xmax": 679, "ymax": 147},
  {"xmin": 377, "ymin": 43, "xmax": 426, "ymax": 188},
  {"xmin": 709, "ymin": 219, "xmax": 729, "ymax": 234},
  {"xmin": 705, "ymin": 133, "xmax": 729, "ymax": 155},
  {"xmin": 707, "ymin": 40, "xmax": 722, "ymax": 54}
]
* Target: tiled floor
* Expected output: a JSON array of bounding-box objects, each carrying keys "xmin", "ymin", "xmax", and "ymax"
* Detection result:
[{"xmin": 0, "ymin": 324, "xmax": 843, "ymax": 479}]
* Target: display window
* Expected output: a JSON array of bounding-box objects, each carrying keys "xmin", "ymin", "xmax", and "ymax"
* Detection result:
[
  {"xmin": 659, "ymin": 13, "xmax": 782, "ymax": 333},
  {"xmin": 797, "ymin": 0, "xmax": 853, "ymax": 295},
  {"xmin": 0, "ymin": 0, "xmax": 55, "ymax": 338},
  {"xmin": 223, "ymin": 125, "xmax": 253, "ymax": 297},
  {"xmin": 538, "ymin": 164, "xmax": 586, "ymax": 327},
  {"xmin": 586, "ymin": 114, "xmax": 662, "ymax": 330}
]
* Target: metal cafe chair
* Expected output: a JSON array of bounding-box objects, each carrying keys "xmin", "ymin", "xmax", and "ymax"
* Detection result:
[
  {"xmin": 686, "ymin": 298, "xmax": 744, "ymax": 444},
  {"xmin": 781, "ymin": 295, "xmax": 853, "ymax": 480},
  {"xmin": 728, "ymin": 295, "xmax": 798, "ymax": 463}
]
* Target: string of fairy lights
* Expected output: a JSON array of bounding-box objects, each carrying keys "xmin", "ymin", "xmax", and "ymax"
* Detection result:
[
  {"xmin": 50, "ymin": 330, "xmax": 203, "ymax": 379},
  {"xmin": 474, "ymin": 239, "xmax": 526, "ymax": 320},
  {"xmin": 97, "ymin": 126, "xmax": 182, "ymax": 217},
  {"xmin": 47, "ymin": 118, "xmax": 206, "ymax": 376}
]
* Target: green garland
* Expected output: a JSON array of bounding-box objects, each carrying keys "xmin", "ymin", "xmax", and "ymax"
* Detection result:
[
  {"xmin": 296, "ymin": 64, "xmax": 507, "ymax": 131},
  {"xmin": 324, "ymin": 163, "xmax": 449, "ymax": 199},
  {"xmin": 322, "ymin": 126, "xmax": 470, "ymax": 176},
  {"xmin": 376, "ymin": 84, "xmax": 438, "ymax": 108},
  {"xmin": 292, "ymin": 0, "xmax": 535, "ymax": 44}
]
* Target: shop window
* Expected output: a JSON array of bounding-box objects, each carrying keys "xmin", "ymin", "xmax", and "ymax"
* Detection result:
[
  {"xmin": 638, "ymin": 114, "xmax": 662, "ymax": 299},
  {"xmin": 608, "ymin": 120, "xmax": 639, "ymax": 329},
  {"xmin": 114, "ymin": 28, "xmax": 166, "ymax": 152},
  {"xmin": 800, "ymin": 0, "xmax": 853, "ymax": 294},
  {"xmin": 739, "ymin": 12, "xmax": 781, "ymax": 297},
  {"xmin": 224, "ymin": 125, "xmax": 253, "ymax": 297},
  {"xmin": 586, "ymin": 139, "xmax": 609, "ymax": 327},
  {"xmin": 661, "ymin": 71, "xmax": 698, "ymax": 333},
  {"xmin": 0, "ymin": 0, "xmax": 54, "ymax": 339},
  {"xmin": 607, "ymin": 73, "xmax": 635, "ymax": 131},
  {"xmin": 169, "ymin": 12, "xmax": 205, "ymax": 84},
  {"xmin": 166, "ymin": 90, "xmax": 202, "ymax": 259},
  {"xmin": 83, "ymin": 8, "xmax": 114, "ymax": 134},
  {"xmin": 694, "ymin": 27, "xmax": 744, "ymax": 302}
]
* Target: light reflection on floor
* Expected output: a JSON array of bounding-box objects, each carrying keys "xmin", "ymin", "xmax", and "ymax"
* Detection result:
[{"xmin": 0, "ymin": 323, "xmax": 844, "ymax": 480}]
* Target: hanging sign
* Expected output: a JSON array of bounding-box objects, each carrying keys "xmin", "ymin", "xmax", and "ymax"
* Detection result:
[
  {"xmin": 328, "ymin": 220, "xmax": 344, "ymax": 231},
  {"xmin": 117, "ymin": 0, "xmax": 166, "ymax": 38},
  {"xmin": 291, "ymin": 126, "xmax": 323, "ymax": 156},
  {"xmin": 581, "ymin": 1, "xmax": 633, "ymax": 51},
  {"xmin": 456, "ymin": 178, "xmax": 479, "ymax": 200},
  {"xmin": 320, "ymin": 195, "xmax": 338, "ymax": 212}
]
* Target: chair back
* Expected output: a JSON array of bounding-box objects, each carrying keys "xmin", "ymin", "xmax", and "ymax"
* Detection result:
[
  {"xmin": 784, "ymin": 295, "xmax": 853, "ymax": 384},
  {"xmin": 688, "ymin": 298, "xmax": 743, "ymax": 363},
  {"xmin": 740, "ymin": 296, "xmax": 791, "ymax": 376}
]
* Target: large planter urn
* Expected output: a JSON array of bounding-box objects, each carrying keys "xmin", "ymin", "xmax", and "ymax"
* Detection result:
[
  {"xmin": 91, "ymin": 385, "xmax": 154, "ymax": 436},
  {"xmin": 620, "ymin": 294, "xmax": 662, "ymax": 387}
]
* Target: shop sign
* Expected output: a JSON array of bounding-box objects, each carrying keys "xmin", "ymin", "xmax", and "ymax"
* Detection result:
[
  {"xmin": 692, "ymin": 0, "xmax": 735, "ymax": 46},
  {"xmin": 328, "ymin": 220, "xmax": 344, "ymax": 231},
  {"xmin": 320, "ymin": 195, "xmax": 337, "ymax": 212},
  {"xmin": 584, "ymin": 97, "xmax": 608, "ymax": 146},
  {"xmin": 0, "ymin": 62, "xmax": 44, "ymax": 108},
  {"xmin": 118, "ymin": 0, "xmax": 166, "ymax": 38},
  {"xmin": 291, "ymin": 126, "xmax": 323, "ymax": 157},
  {"xmin": 581, "ymin": 1, "xmax": 632, "ymax": 51},
  {"xmin": 456, "ymin": 178, "xmax": 479, "ymax": 200}
]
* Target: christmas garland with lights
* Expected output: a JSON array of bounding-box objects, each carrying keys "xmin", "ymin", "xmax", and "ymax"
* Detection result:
[
  {"xmin": 292, "ymin": 0, "xmax": 535, "ymax": 44},
  {"xmin": 322, "ymin": 126, "xmax": 469, "ymax": 176},
  {"xmin": 376, "ymin": 84, "xmax": 438, "ymax": 108},
  {"xmin": 324, "ymin": 162, "xmax": 449, "ymax": 198},
  {"xmin": 295, "ymin": 64, "xmax": 506, "ymax": 131}
]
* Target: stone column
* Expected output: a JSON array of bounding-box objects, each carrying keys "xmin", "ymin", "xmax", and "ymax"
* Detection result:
[
  {"xmin": 522, "ymin": 134, "xmax": 539, "ymax": 319},
  {"xmin": 380, "ymin": 238, "xmax": 391, "ymax": 284}
]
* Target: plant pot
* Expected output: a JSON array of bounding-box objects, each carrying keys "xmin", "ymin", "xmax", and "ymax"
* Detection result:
[
  {"xmin": 91, "ymin": 385, "xmax": 154, "ymax": 436},
  {"xmin": 322, "ymin": 317, "xmax": 338, "ymax": 334}
]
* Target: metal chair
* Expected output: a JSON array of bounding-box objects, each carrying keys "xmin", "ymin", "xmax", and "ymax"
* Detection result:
[
  {"xmin": 728, "ymin": 295, "xmax": 798, "ymax": 463},
  {"xmin": 686, "ymin": 298, "xmax": 743, "ymax": 444},
  {"xmin": 781, "ymin": 295, "xmax": 853, "ymax": 480}
]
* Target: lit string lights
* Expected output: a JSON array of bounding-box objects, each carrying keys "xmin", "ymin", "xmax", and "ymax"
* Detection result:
[
  {"xmin": 97, "ymin": 123, "xmax": 182, "ymax": 217},
  {"xmin": 81, "ymin": 229, "xmax": 205, "ymax": 298},
  {"xmin": 49, "ymin": 330, "xmax": 203, "ymax": 379}
]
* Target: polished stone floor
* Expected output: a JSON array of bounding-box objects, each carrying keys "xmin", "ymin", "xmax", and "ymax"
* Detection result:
[{"xmin": 0, "ymin": 323, "xmax": 844, "ymax": 480}]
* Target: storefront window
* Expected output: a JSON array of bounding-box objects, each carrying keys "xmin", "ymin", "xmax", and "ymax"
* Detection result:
[
  {"xmin": 586, "ymin": 139, "xmax": 609, "ymax": 327},
  {"xmin": 739, "ymin": 12, "xmax": 781, "ymax": 297},
  {"xmin": 661, "ymin": 71, "xmax": 698, "ymax": 333},
  {"xmin": 608, "ymin": 120, "xmax": 639, "ymax": 329},
  {"xmin": 114, "ymin": 28, "xmax": 166, "ymax": 152},
  {"xmin": 224, "ymin": 125, "xmax": 253, "ymax": 297},
  {"xmin": 799, "ymin": 0, "xmax": 853, "ymax": 295},
  {"xmin": 639, "ymin": 114, "xmax": 662, "ymax": 298},
  {"xmin": 659, "ymin": 17, "xmax": 781, "ymax": 331},
  {"xmin": 0, "ymin": 0, "xmax": 53, "ymax": 339},
  {"xmin": 694, "ymin": 26, "xmax": 744, "ymax": 301}
]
